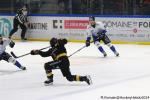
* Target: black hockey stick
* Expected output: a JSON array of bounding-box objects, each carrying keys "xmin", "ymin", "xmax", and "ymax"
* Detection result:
[{"xmin": 11, "ymin": 46, "xmax": 51, "ymax": 58}]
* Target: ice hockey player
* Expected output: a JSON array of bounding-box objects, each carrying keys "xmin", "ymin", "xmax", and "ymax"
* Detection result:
[
  {"xmin": 30, "ymin": 38, "xmax": 92, "ymax": 86},
  {"xmin": 86, "ymin": 16, "xmax": 119, "ymax": 57},
  {"xmin": 0, "ymin": 34, "xmax": 26, "ymax": 70},
  {"xmin": 9, "ymin": 4, "xmax": 28, "ymax": 40}
]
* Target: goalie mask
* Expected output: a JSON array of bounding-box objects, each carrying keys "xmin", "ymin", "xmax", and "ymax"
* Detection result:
[{"xmin": 50, "ymin": 38, "xmax": 58, "ymax": 47}]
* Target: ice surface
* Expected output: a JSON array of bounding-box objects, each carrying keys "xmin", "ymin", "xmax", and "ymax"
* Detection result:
[{"xmin": 0, "ymin": 41, "xmax": 150, "ymax": 100}]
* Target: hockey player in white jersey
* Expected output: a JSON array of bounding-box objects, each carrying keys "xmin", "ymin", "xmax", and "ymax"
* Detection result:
[
  {"xmin": 0, "ymin": 34, "xmax": 26, "ymax": 70},
  {"xmin": 85, "ymin": 16, "xmax": 119, "ymax": 57}
]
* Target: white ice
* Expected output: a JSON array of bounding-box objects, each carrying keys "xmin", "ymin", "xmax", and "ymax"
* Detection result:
[{"xmin": 0, "ymin": 41, "xmax": 150, "ymax": 100}]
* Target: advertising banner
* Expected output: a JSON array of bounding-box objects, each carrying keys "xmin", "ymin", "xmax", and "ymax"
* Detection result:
[
  {"xmin": 0, "ymin": 16, "xmax": 13, "ymax": 37},
  {"xmin": 0, "ymin": 15, "xmax": 150, "ymax": 42}
]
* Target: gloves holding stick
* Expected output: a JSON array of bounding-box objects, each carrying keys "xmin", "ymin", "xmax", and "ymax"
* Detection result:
[
  {"xmin": 30, "ymin": 50, "xmax": 40, "ymax": 55},
  {"xmin": 86, "ymin": 40, "xmax": 90, "ymax": 47},
  {"xmin": 9, "ymin": 40, "xmax": 15, "ymax": 48}
]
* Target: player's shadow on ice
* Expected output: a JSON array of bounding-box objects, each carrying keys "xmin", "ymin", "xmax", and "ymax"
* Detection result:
[
  {"xmin": 0, "ymin": 69, "xmax": 23, "ymax": 76},
  {"xmin": 51, "ymin": 83, "xmax": 87, "ymax": 87}
]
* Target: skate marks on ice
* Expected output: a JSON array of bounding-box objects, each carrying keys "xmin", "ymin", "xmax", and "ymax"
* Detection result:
[
  {"xmin": 70, "ymin": 56, "xmax": 119, "ymax": 66},
  {"xmin": 0, "ymin": 69, "xmax": 24, "ymax": 76},
  {"xmin": 38, "ymin": 73, "xmax": 150, "ymax": 100}
]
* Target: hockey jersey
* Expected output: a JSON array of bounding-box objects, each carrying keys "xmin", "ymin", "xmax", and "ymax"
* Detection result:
[
  {"xmin": 0, "ymin": 38, "xmax": 11, "ymax": 54},
  {"xmin": 15, "ymin": 8, "xmax": 28, "ymax": 24},
  {"xmin": 86, "ymin": 22, "xmax": 107, "ymax": 39}
]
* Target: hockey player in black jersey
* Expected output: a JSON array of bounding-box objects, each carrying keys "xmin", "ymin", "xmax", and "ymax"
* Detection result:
[
  {"xmin": 30, "ymin": 38, "xmax": 92, "ymax": 86},
  {"xmin": 9, "ymin": 4, "xmax": 28, "ymax": 40}
]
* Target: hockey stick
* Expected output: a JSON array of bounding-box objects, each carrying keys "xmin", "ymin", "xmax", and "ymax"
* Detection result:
[
  {"xmin": 68, "ymin": 41, "xmax": 93, "ymax": 58},
  {"xmin": 11, "ymin": 46, "xmax": 51, "ymax": 58},
  {"xmin": 68, "ymin": 45, "xmax": 86, "ymax": 58}
]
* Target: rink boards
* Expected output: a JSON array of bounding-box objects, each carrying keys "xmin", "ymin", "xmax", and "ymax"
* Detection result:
[{"xmin": 0, "ymin": 15, "xmax": 150, "ymax": 44}]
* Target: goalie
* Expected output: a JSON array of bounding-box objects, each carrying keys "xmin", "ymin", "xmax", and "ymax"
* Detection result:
[
  {"xmin": 0, "ymin": 34, "xmax": 26, "ymax": 70},
  {"xmin": 31, "ymin": 38, "xmax": 92, "ymax": 86}
]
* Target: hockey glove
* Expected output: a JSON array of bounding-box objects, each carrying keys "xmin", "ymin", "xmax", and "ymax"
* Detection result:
[
  {"xmin": 9, "ymin": 40, "xmax": 15, "ymax": 48},
  {"xmin": 86, "ymin": 40, "xmax": 90, "ymax": 47},
  {"xmin": 30, "ymin": 50, "xmax": 40, "ymax": 55}
]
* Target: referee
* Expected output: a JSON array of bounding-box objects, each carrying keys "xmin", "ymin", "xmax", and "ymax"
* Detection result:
[{"xmin": 9, "ymin": 4, "xmax": 28, "ymax": 40}]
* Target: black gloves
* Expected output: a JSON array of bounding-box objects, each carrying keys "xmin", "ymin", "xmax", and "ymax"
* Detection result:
[
  {"xmin": 9, "ymin": 40, "xmax": 15, "ymax": 48},
  {"xmin": 30, "ymin": 50, "xmax": 40, "ymax": 55},
  {"xmin": 86, "ymin": 40, "xmax": 90, "ymax": 47}
]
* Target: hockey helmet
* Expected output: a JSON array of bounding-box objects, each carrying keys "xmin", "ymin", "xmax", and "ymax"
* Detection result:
[
  {"xmin": 89, "ymin": 16, "xmax": 95, "ymax": 21},
  {"xmin": 50, "ymin": 37, "xmax": 58, "ymax": 47}
]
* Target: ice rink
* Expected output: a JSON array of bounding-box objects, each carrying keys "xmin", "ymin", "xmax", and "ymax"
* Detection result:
[{"xmin": 0, "ymin": 41, "xmax": 150, "ymax": 100}]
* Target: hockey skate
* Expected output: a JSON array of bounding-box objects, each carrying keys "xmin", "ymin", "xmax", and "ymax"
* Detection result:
[
  {"xmin": 85, "ymin": 75, "xmax": 92, "ymax": 85},
  {"xmin": 21, "ymin": 38, "xmax": 27, "ymax": 41},
  {"xmin": 20, "ymin": 66, "xmax": 26, "ymax": 70},
  {"xmin": 103, "ymin": 53, "xmax": 107, "ymax": 57},
  {"xmin": 115, "ymin": 52, "xmax": 119, "ymax": 57},
  {"xmin": 44, "ymin": 79, "xmax": 53, "ymax": 86}
]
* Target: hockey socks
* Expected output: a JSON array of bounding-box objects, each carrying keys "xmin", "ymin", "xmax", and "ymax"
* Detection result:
[
  {"xmin": 75, "ymin": 75, "xmax": 92, "ymax": 85},
  {"xmin": 98, "ymin": 46, "xmax": 107, "ymax": 57},
  {"xmin": 15, "ymin": 61, "xmax": 22, "ymax": 68},
  {"xmin": 15, "ymin": 61, "xmax": 26, "ymax": 70},
  {"xmin": 110, "ymin": 45, "xmax": 119, "ymax": 56}
]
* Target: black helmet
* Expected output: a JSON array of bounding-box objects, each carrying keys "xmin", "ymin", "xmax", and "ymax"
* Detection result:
[
  {"xmin": 50, "ymin": 37, "xmax": 58, "ymax": 47},
  {"xmin": 89, "ymin": 16, "xmax": 95, "ymax": 21}
]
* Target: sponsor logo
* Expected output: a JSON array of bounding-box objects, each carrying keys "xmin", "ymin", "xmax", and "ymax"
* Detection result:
[
  {"xmin": 53, "ymin": 20, "xmax": 63, "ymax": 29},
  {"xmin": 139, "ymin": 22, "xmax": 150, "ymax": 28},
  {"xmin": 133, "ymin": 28, "xmax": 138, "ymax": 33},
  {"xmin": 64, "ymin": 20, "xmax": 89, "ymax": 29},
  {"xmin": 103, "ymin": 20, "xmax": 150, "ymax": 33},
  {"xmin": 0, "ymin": 18, "xmax": 12, "ymax": 36},
  {"xmin": 103, "ymin": 21, "xmax": 134, "ymax": 28},
  {"xmin": 28, "ymin": 23, "xmax": 48, "ymax": 30},
  {"xmin": 53, "ymin": 20, "xmax": 89, "ymax": 29}
]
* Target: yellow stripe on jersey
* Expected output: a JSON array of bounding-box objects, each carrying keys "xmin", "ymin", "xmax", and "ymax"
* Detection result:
[{"xmin": 55, "ymin": 53, "xmax": 67, "ymax": 60}]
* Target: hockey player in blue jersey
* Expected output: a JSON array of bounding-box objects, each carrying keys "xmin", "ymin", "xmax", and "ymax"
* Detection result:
[
  {"xmin": 85, "ymin": 16, "xmax": 119, "ymax": 57},
  {"xmin": 0, "ymin": 34, "xmax": 26, "ymax": 70}
]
